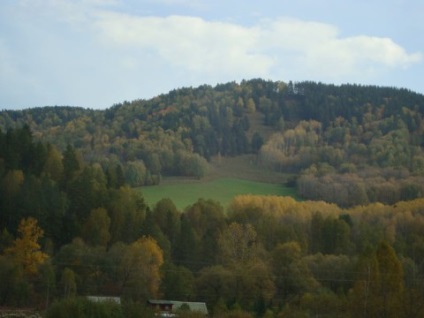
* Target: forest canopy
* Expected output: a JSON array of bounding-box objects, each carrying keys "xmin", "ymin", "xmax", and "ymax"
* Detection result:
[
  {"xmin": 1, "ymin": 79, "xmax": 424, "ymax": 208},
  {"xmin": 1, "ymin": 79, "xmax": 424, "ymax": 316}
]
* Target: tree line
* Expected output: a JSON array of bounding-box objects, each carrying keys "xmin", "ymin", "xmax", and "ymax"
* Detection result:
[
  {"xmin": 1, "ymin": 79, "xmax": 424, "ymax": 207},
  {"xmin": 2, "ymin": 127, "xmax": 424, "ymax": 317}
]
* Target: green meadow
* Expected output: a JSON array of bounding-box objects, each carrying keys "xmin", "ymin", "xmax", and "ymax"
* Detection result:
[{"xmin": 138, "ymin": 178, "xmax": 297, "ymax": 211}]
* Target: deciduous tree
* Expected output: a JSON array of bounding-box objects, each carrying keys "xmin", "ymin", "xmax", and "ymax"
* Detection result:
[
  {"xmin": 120, "ymin": 236, "xmax": 164, "ymax": 301},
  {"xmin": 218, "ymin": 222, "xmax": 263, "ymax": 266},
  {"xmin": 82, "ymin": 208, "xmax": 111, "ymax": 247},
  {"xmin": 5, "ymin": 217, "xmax": 48, "ymax": 275}
]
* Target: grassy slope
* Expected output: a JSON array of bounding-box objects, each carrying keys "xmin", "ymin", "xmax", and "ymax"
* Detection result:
[
  {"xmin": 139, "ymin": 177, "xmax": 297, "ymax": 211},
  {"xmin": 140, "ymin": 111, "xmax": 296, "ymax": 211}
]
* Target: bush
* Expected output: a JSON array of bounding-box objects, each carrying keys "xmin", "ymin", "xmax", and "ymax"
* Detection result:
[
  {"xmin": 121, "ymin": 301, "xmax": 155, "ymax": 318},
  {"xmin": 44, "ymin": 297, "xmax": 123, "ymax": 318}
]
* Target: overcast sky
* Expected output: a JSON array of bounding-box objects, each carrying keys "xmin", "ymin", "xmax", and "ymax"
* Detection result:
[{"xmin": 1, "ymin": 0, "xmax": 423, "ymax": 110}]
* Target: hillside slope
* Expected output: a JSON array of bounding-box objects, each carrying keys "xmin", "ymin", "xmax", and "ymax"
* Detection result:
[{"xmin": 1, "ymin": 79, "xmax": 424, "ymax": 206}]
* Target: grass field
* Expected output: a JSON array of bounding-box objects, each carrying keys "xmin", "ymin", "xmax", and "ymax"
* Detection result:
[{"xmin": 138, "ymin": 178, "xmax": 297, "ymax": 211}]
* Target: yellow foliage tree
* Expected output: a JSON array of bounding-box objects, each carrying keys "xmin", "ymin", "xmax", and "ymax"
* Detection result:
[
  {"xmin": 2, "ymin": 169, "xmax": 24, "ymax": 198},
  {"xmin": 217, "ymin": 223, "xmax": 275, "ymax": 309},
  {"xmin": 43, "ymin": 146, "xmax": 64, "ymax": 182},
  {"xmin": 5, "ymin": 217, "xmax": 49, "ymax": 275},
  {"xmin": 120, "ymin": 236, "xmax": 164, "ymax": 300},
  {"xmin": 218, "ymin": 222, "xmax": 262, "ymax": 265},
  {"xmin": 350, "ymin": 242, "xmax": 404, "ymax": 318}
]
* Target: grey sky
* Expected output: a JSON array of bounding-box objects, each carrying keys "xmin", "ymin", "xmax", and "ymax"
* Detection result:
[{"xmin": 0, "ymin": 0, "xmax": 422, "ymax": 109}]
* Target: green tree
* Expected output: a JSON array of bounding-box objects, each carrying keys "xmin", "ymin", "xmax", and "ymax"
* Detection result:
[
  {"xmin": 67, "ymin": 165, "xmax": 108, "ymax": 231},
  {"xmin": 153, "ymin": 198, "xmax": 181, "ymax": 248},
  {"xmin": 106, "ymin": 163, "xmax": 125, "ymax": 189},
  {"xmin": 235, "ymin": 259, "xmax": 275, "ymax": 312},
  {"xmin": 37, "ymin": 177, "xmax": 68, "ymax": 247},
  {"xmin": 304, "ymin": 253, "xmax": 355, "ymax": 294},
  {"xmin": 298, "ymin": 291, "xmax": 348, "ymax": 317},
  {"xmin": 35, "ymin": 261, "xmax": 56, "ymax": 309},
  {"xmin": 0, "ymin": 255, "xmax": 27, "ymax": 306},
  {"xmin": 81, "ymin": 208, "xmax": 111, "ymax": 247},
  {"xmin": 107, "ymin": 187, "xmax": 147, "ymax": 244},
  {"xmin": 60, "ymin": 267, "xmax": 77, "ymax": 298},
  {"xmin": 0, "ymin": 169, "xmax": 25, "ymax": 230},
  {"xmin": 175, "ymin": 215, "xmax": 199, "ymax": 271},
  {"xmin": 175, "ymin": 151, "xmax": 209, "ymax": 178},
  {"xmin": 321, "ymin": 216, "xmax": 352, "ymax": 254},
  {"xmin": 272, "ymin": 242, "xmax": 319, "ymax": 304},
  {"xmin": 0, "ymin": 228, "xmax": 13, "ymax": 253},
  {"xmin": 13, "ymin": 176, "xmax": 68, "ymax": 247},
  {"xmin": 251, "ymin": 132, "xmax": 264, "ymax": 154},
  {"xmin": 45, "ymin": 297, "xmax": 125, "ymax": 318},
  {"xmin": 161, "ymin": 262, "xmax": 194, "ymax": 300},
  {"xmin": 124, "ymin": 160, "xmax": 147, "ymax": 187},
  {"xmin": 2, "ymin": 169, "xmax": 24, "ymax": 198},
  {"xmin": 309, "ymin": 213, "xmax": 325, "ymax": 254},
  {"xmin": 54, "ymin": 238, "xmax": 106, "ymax": 295},
  {"xmin": 195, "ymin": 265, "xmax": 234, "ymax": 313},
  {"xmin": 62, "ymin": 144, "xmax": 81, "ymax": 185},
  {"xmin": 185, "ymin": 199, "xmax": 225, "ymax": 264},
  {"xmin": 140, "ymin": 210, "xmax": 171, "ymax": 259}
]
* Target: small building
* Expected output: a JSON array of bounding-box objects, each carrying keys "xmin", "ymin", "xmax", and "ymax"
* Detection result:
[
  {"xmin": 87, "ymin": 296, "xmax": 121, "ymax": 305},
  {"xmin": 148, "ymin": 299, "xmax": 208, "ymax": 316}
]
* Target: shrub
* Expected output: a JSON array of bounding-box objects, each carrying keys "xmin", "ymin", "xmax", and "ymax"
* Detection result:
[{"xmin": 44, "ymin": 297, "xmax": 123, "ymax": 318}]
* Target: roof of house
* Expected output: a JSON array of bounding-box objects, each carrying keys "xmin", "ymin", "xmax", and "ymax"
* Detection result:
[{"xmin": 87, "ymin": 296, "xmax": 121, "ymax": 304}]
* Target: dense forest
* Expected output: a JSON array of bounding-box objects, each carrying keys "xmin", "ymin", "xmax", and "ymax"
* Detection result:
[
  {"xmin": 1, "ymin": 79, "xmax": 424, "ymax": 207},
  {"xmin": 1, "ymin": 79, "xmax": 424, "ymax": 317}
]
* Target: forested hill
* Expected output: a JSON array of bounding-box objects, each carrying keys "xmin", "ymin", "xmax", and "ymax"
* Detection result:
[
  {"xmin": 3, "ymin": 80, "xmax": 424, "ymax": 316},
  {"xmin": 1, "ymin": 79, "xmax": 424, "ymax": 206}
]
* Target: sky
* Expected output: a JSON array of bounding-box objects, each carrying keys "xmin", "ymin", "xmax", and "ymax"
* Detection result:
[{"xmin": 0, "ymin": 0, "xmax": 423, "ymax": 110}]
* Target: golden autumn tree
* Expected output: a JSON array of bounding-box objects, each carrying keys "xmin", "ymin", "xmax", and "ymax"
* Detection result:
[
  {"xmin": 2, "ymin": 169, "xmax": 24, "ymax": 198},
  {"xmin": 120, "ymin": 236, "xmax": 164, "ymax": 300},
  {"xmin": 218, "ymin": 222, "xmax": 261, "ymax": 265},
  {"xmin": 217, "ymin": 222, "xmax": 275, "ymax": 310},
  {"xmin": 43, "ymin": 145, "xmax": 64, "ymax": 182},
  {"xmin": 350, "ymin": 242, "xmax": 404, "ymax": 318},
  {"xmin": 374, "ymin": 241, "xmax": 404, "ymax": 317},
  {"xmin": 5, "ymin": 217, "xmax": 49, "ymax": 275},
  {"xmin": 349, "ymin": 247, "xmax": 380, "ymax": 318}
]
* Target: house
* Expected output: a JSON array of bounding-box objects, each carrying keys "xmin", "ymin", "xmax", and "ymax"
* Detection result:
[
  {"xmin": 87, "ymin": 296, "xmax": 121, "ymax": 305},
  {"xmin": 148, "ymin": 299, "xmax": 208, "ymax": 316}
]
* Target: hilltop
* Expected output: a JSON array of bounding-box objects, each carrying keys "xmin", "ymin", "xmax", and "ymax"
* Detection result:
[{"xmin": 1, "ymin": 79, "xmax": 424, "ymax": 206}]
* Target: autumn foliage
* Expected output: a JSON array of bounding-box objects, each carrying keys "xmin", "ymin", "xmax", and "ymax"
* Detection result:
[
  {"xmin": 1, "ymin": 80, "xmax": 424, "ymax": 316},
  {"xmin": 5, "ymin": 217, "xmax": 48, "ymax": 275}
]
